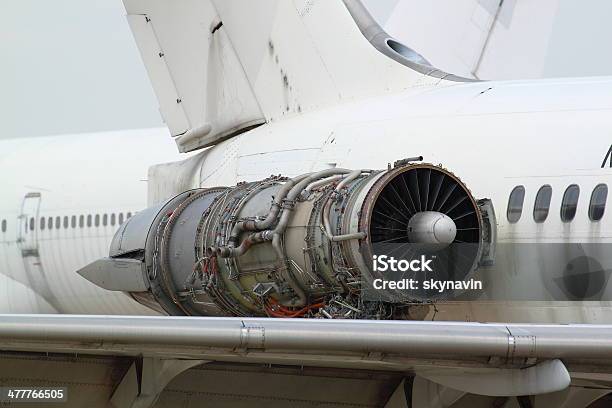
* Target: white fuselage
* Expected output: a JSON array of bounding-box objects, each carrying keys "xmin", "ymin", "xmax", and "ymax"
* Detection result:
[
  {"xmin": 0, "ymin": 128, "xmax": 182, "ymax": 314},
  {"xmin": 1, "ymin": 76, "xmax": 612, "ymax": 322}
]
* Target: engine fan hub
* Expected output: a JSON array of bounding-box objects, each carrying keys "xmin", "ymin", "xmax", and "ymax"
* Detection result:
[{"xmin": 407, "ymin": 211, "xmax": 457, "ymax": 248}]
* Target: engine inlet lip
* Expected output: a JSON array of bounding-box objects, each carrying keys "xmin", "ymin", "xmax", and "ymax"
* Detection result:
[{"xmin": 358, "ymin": 163, "xmax": 484, "ymax": 299}]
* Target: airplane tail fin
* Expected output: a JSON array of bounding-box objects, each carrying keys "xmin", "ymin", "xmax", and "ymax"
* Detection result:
[{"xmin": 124, "ymin": 0, "xmax": 470, "ymax": 152}]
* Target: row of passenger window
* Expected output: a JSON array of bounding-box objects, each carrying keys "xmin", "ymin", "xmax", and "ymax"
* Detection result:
[
  {"xmin": 32, "ymin": 212, "xmax": 133, "ymax": 231},
  {"xmin": 0, "ymin": 212, "xmax": 133, "ymax": 234},
  {"xmin": 507, "ymin": 184, "xmax": 608, "ymax": 224}
]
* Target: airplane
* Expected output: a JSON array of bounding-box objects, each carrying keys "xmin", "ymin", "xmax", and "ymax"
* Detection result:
[
  {"xmin": 0, "ymin": 127, "xmax": 182, "ymax": 315},
  {"xmin": 1, "ymin": 0, "xmax": 612, "ymax": 407}
]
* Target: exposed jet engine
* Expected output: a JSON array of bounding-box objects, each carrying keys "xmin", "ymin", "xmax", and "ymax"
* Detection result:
[{"xmin": 80, "ymin": 159, "xmax": 495, "ymax": 319}]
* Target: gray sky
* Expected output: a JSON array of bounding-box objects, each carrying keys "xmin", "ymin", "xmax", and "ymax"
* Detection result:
[
  {"xmin": 0, "ymin": 0, "xmax": 162, "ymax": 140},
  {"xmin": 544, "ymin": 0, "xmax": 612, "ymax": 78}
]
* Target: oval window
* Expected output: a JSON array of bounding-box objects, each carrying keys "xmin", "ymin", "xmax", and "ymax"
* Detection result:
[
  {"xmin": 561, "ymin": 184, "xmax": 580, "ymax": 222},
  {"xmin": 507, "ymin": 186, "xmax": 525, "ymax": 223},
  {"xmin": 589, "ymin": 184, "xmax": 608, "ymax": 221},
  {"xmin": 533, "ymin": 185, "xmax": 552, "ymax": 223}
]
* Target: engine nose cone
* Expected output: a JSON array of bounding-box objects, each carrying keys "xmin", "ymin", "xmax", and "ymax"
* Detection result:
[
  {"xmin": 433, "ymin": 214, "xmax": 457, "ymax": 244},
  {"xmin": 408, "ymin": 211, "xmax": 457, "ymax": 246}
]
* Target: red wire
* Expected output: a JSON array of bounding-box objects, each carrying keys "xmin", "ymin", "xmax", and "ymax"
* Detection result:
[{"xmin": 265, "ymin": 298, "xmax": 324, "ymax": 318}]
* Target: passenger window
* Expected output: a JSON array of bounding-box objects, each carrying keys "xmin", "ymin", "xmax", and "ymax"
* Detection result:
[
  {"xmin": 1, "ymin": 220, "xmax": 6, "ymax": 233},
  {"xmin": 110, "ymin": 213, "xmax": 116, "ymax": 226},
  {"xmin": 55, "ymin": 216, "xmax": 61, "ymax": 229},
  {"xmin": 533, "ymin": 185, "xmax": 552, "ymax": 223},
  {"xmin": 87, "ymin": 214, "xmax": 92, "ymax": 227},
  {"xmin": 79, "ymin": 215, "xmax": 84, "ymax": 228},
  {"xmin": 507, "ymin": 186, "xmax": 525, "ymax": 223},
  {"xmin": 63, "ymin": 216, "xmax": 69, "ymax": 229},
  {"xmin": 118, "ymin": 213, "xmax": 124, "ymax": 225},
  {"xmin": 40, "ymin": 217, "xmax": 46, "ymax": 231},
  {"xmin": 71, "ymin": 216, "xmax": 76, "ymax": 228},
  {"xmin": 126, "ymin": 212, "xmax": 132, "ymax": 219},
  {"xmin": 103, "ymin": 214, "xmax": 108, "ymax": 226},
  {"xmin": 95, "ymin": 214, "xmax": 100, "ymax": 227},
  {"xmin": 561, "ymin": 184, "xmax": 580, "ymax": 222},
  {"xmin": 30, "ymin": 217, "xmax": 35, "ymax": 231},
  {"xmin": 589, "ymin": 184, "xmax": 608, "ymax": 221},
  {"xmin": 48, "ymin": 217, "xmax": 53, "ymax": 230}
]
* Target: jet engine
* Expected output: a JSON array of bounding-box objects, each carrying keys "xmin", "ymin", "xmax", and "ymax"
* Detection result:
[{"xmin": 80, "ymin": 159, "xmax": 495, "ymax": 319}]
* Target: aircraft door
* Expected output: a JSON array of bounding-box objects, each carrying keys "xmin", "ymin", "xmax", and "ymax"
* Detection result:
[
  {"xmin": 16, "ymin": 192, "xmax": 58, "ymax": 310},
  {"xmin": 18, "ymin": 192, "xmax": 41, "ymax": 256}
]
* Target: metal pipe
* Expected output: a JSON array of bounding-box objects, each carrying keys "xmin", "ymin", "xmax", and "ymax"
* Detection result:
[
  {"xmin": 272, "ymin": 169, "xmax": 352, "ymax": 236},
  {"xmin": 323, "ymin": 170, "xmax": 369, "ymax": 242},
  {"xmin": 221, "ymin": 170, "xmax": 350, "ymax": 258},
  {"xmin": 227, "ymin": 174, "xmax": 311, "ymax": 247},
  {"xmin": 392, "ymin": 156, "xmax": 423, "ymax": 168},
  {"xmin": 216, "ymin": 231, "xmax": 272, "ymax": 258},
  {"xmin": 269, "ymin": 169, "xmax": 353, "ymax": 305},
  {"xmin": 303, "ymin": 175, "xmax": 344, "ymax": 196},
  {"xmin": 335, "ymin": 169, "xmax": 366, "ymax": 191},
  {"xmin": 5, "ymin": 315, "xmax": 612, "ymax": 360},
  {"xmin": 323, "ymin": 195, "xmax": 366, "ymax": 242}
]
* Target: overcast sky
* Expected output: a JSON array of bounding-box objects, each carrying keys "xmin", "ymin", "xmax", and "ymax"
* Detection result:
[{"xmin": 0, "ymin": 0, "xmax": 162, "ymax": 140}]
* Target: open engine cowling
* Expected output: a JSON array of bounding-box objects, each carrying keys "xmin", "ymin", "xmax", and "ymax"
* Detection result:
[{"xmin": 79, "ymin": 160, "xmax": 495, "ymax": 319}]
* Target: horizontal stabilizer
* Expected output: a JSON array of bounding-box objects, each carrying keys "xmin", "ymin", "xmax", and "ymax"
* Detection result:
[{"xmin": 123, "ymin": 0, "xmax": 468, "ymax": 152}]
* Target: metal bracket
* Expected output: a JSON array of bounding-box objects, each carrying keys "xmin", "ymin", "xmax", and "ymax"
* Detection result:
[
  {"xmin": 239, "ymin": 323, "xmax": 266, "ymax": 350},
  {"xmin": 252, "ymin": 282, "xmax": 278, "ymax": 297},
  {"xmin": 393, "ymin": 156, "xmax": 424, "ymax": 168},
  {"xmin": 110, "ymin": 357, "xmax": 206, "ymax": 408}
]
